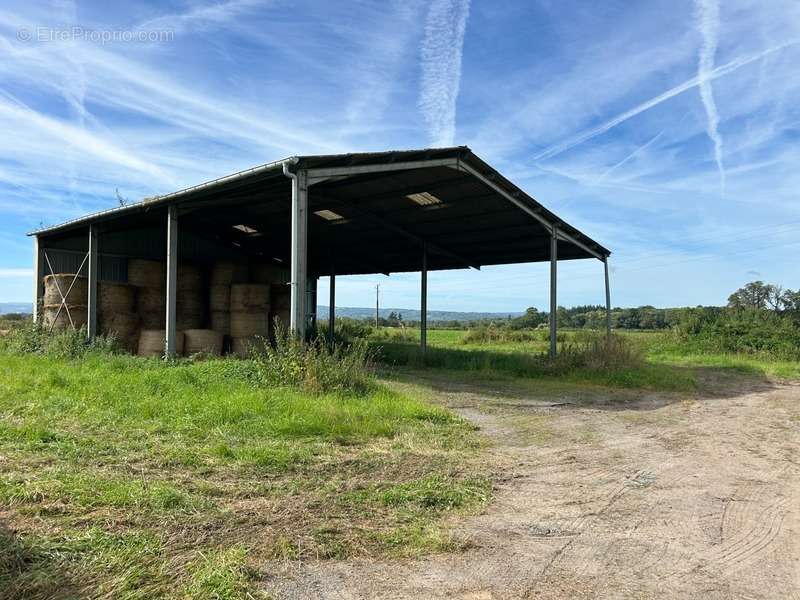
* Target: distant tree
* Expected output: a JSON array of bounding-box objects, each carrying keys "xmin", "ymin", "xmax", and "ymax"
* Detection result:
[{"xmin": 728, "ymin": 281, "xmax": 773, "ymax": 311}]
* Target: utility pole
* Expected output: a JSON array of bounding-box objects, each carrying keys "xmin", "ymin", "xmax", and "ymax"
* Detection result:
[{"xmin": 375, "ymin": 284, "xmax": 380, "ymax": 328}]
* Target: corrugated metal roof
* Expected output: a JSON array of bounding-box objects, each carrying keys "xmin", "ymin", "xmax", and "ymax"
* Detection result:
[{"xmin": 29, "ymin": 146, "xmax": 610, "ymax": 261}]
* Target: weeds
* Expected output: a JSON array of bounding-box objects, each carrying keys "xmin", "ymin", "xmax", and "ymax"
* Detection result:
[
  {"xmin": 1, "ymin": 320, "xmax": 120, "ymax": 359},
  {"xmin": 250, "ymin": 323, "xmax": 376, "ymax": 395}
]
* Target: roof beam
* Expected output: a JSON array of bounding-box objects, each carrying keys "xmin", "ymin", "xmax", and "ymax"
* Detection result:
[
  {"xmin": 315, "ymin": 194, "xmax": 480, "ymax": 270},
  {"xmin": 305, "ymin": 158, "xmax": 460, "ymax": 185}
]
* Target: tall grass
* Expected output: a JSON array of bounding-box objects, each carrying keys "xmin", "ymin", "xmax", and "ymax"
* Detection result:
[
  {"xmin": 249, "ymin": 323, "xmax": 376, "ymax": 395},
  {"xmin": 0, "ymin": 320, "xmax": 120, "ymax": 358}
]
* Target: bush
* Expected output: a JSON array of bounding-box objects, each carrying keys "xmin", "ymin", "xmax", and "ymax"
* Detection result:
[
  {"xmin": 0, "ymin": 321, "xmax": 120, "ymax": 359},
  {"xmin": 556, "ymin": 332, "xmax": 644, "ymax": 371},
  {"xmin": 675, "ymin": 309, "xmax": 800, "ymax": 359},
  {"xmin": 462, "ymin": 326, "xmax": 549, "ymax": 344},
  {"xmin": 250, "ymin": 324, "xmax": 376, "ymax": 395}
]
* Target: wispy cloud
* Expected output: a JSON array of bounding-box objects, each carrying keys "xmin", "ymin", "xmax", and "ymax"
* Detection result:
[
  {"xmin": 0, "ymin": 268, "xmax": 32, "ymax": 277},
  {"xmin": 136, "ymin": 0, "xmax": 263, "ymax": 34},
  {"xmin": 418, "ymin": 0, "xmax": 471, "ymax": 146},
  {"xmin": 695, "ymin": 0, "xmax": 725, "ymax": 195},
  {"xmin": 532, "ymin": 40, "xmax": 799, "ymax": 163}
]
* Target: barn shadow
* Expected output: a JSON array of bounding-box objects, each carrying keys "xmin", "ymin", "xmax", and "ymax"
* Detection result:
[{"xmin": 373, "ymin": 342, "xmax": 778, "ymax": 412}]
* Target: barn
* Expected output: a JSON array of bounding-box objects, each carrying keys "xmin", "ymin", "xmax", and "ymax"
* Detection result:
[{"xmin": 29, "ymin": 146, "xmax": 612, "ymax": 357}]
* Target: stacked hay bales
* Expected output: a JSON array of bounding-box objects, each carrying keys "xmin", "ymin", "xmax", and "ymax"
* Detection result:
[
  {"xmin": 177, "ymin": 264, "xmax": 206, "ymax": 330},
  {"xmin": 269, "ymin": 283, "xmax": 291, "ymax": 339},
  {"xmin": 138, "ymin": 329, "xmax": 184, "ymax": 357},
  {"xmin": 129, "ymin": 260, "xmax": 166, "ymax": 329},
  {"xmin": 97, "ymin": 281, "xmax": 138, "ymax": 350},
  {"xmin": 184, "ymin": 329, "xmax": 223, "ymax": 356},
  {"xmin": 230, "ymin": 283, "xmax": 270, "ymax": 357},
  {"xmin": 42, "ymin": 274, "xmax": 88, "ymax": 331},
  {"xmin": 208, "ymin": 260, "xmax": 247, "ymax": 338}
]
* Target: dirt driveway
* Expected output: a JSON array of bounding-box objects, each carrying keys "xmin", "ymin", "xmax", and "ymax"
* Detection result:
[{"xmin": 264, "ymin": 371, "xmax": 800, "ymax": 599}]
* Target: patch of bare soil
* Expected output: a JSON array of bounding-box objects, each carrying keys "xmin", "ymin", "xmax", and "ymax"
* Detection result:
[{"xmin": 261, "ymin": 375, "xmax": 800, "ymax": 599}]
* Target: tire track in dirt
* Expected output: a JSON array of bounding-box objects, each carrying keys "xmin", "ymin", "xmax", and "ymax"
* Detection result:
[{"xmin": 262, "ymin": 378, "xmax": 800, "ymax": 600}]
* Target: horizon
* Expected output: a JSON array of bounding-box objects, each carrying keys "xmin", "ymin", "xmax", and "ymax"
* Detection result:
[{"xmin": 1, "ymin": 1, "xmax": 799, "ymax": 310}]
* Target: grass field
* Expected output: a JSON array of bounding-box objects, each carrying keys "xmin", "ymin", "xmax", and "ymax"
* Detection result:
[
  {"xmin": 1, "ymin": 322, "xmax": 796, "ymax": 598},
  {"xmin": 0, "ymin": 353, "xmax": 488, "ymax": 599},
  {"xmin": 370, "ymin": 327, "xmax": 800, "ymax": 383}
]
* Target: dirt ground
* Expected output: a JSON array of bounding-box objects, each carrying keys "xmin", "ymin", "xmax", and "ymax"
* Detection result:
[{"xmin": 262, "ymin": 370, "xmax": 800, "ymax": 599}]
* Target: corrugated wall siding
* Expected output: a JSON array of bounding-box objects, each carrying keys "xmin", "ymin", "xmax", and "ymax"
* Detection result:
[{"xmin": 39, "ymin": 249, "xmax": 127, "ymax": 282}]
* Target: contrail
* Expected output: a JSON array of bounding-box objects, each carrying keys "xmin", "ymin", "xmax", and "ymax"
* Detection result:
[
  {"xmin": 596, "ymin": 129, "xmax": 665, "ymax": 183},
  {"xmin": 695, "ymin": 0, "xmax": 725, "ymax": 195},
  {"xmin": 418, "ymin": 0, "xmax": 471, "ymax": 146},
  {"xmin": 533, "ymin": 39, "xmax": 799, "ymax": 163}
]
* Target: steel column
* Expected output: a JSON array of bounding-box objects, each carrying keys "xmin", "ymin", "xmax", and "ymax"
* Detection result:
[
  {"xmin": 165, "ymin": 206, "xmax": 178, "ymax": 357},
  {"xmin": 421, "ymin": 245, "xmax": 428, "ymax": 357},
  {"xmin": 290, "ymin": 169, "xmax": 308, "ymax": 338},
  {"xmin": 549, "ymin": 227, "xmax": 558, "ymax": 358},
  {"xmin": 32, "ymin": 236, "xmax": 41, "ymax": 323},
  {"xmin": 328, "ymin": 266, "xmax": 335, "ymax": 347},
  {"xmin": 87, "ymin": 225, "xmax": 98, "ymax": 340},
  {"xmin": 604, "ymin": 257, "xmax": 612, "ymax": 336}
]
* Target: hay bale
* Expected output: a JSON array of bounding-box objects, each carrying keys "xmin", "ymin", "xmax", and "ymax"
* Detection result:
[
  {"xmin": 209, "ymin": 285, "xmax": 230, "ymax": 311},
  {"xmin": 210, "ymin": 261, "xmax": 248, "ymax": 286},
  {"xmin": 127, "ymin": 260, "xmax": 165, "ymax": 288},
  {"xmin": 98, "ymin": 312, "xmax": 139, "ymax": 351},
  {"xmin": 230, "ymin": 311, "xmax": 268, "ymax": 338},
  {"xmin": 230, "ymin": 336, "xmax": 267, "ymax": 358},
  {"xmin": 98, "ymin": 281, "xmax": 136, "ymax": 312},
  {"xmin": 138, "ymin": 329, "xmax": 184, "ymax": 357},
  {"xmin": 44, "ymin": 274, "xmax": 87, "ymax": 306},
  {"xmin": 176, "ymin": 311, "xmax": 205, "ymax": 331},
  {"xmin": 230, "ymin": 284, "xmax": 270, "ymax": 311},
  {"xmin": 140, "ymin": 310, "xmax": 164, "ymax": 329},
  {"xmin": 137, "ymin": 287, "xmax": 165, "ymax": 313},
  {"xmin": 269, "ymin": 308, "xmax": 291, "ymax": 338},
  {"xmin": 184, "ymin": 329, "xmax": 223, "ymax": 356},
  {"xmin": 42, "ymin": 304, "xmax": 87, "ymax": 331},
  {"xmin": 270, "ymin": 284, "xmax": 291, "ymax": 310},
  {"xmin": 252, "ymin": 263, "xmax": 285, "ymax": 284},
  {"xmin": 178, "ymin": 264, "xmax": 203, "ymax": 290},
  {"xmin": 177, "ymin": 288, "xmax": 207, "ymax": 330},
  {"xmin": 210, "ymin": 311, "xmax": 230, "ymax": 336}
]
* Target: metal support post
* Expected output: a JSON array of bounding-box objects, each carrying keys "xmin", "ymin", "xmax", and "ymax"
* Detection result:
[
  {"xmin": 421, "ymin": 245, "xmax": 428, "ymax": 357},
  {"xmin": 549, "ymin": 227, "xmax": 558, "ymax": 359},
  {"xmin": 87, "ymin": 225, "xmax": 98, "ymax": 339},
  {"xmin": 328, "ymin": 265, "xmax": 335, "ymax": 347},
  {"xmin": 290, "ymin": 169, "xmax": 308, "ymax": 339},
  {"xmin": 165, "ymin": 206, "xmax": 178, "ymax": 357},
  {"xmin": 32, "ymin": 236, "xmax": 41, "ymax": 323},
  {"xmin": 604, "ymin": 257, "xmax": 612, "ymax": 337}
]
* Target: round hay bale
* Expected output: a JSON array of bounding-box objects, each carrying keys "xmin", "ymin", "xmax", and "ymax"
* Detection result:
[
  {"xmin": 210, "ymin": 310, "xmax": 230, "ymax": 336},
  {"xmin": 137, "ymin": 329, "xmax": 184, "ymax": 357},
  {"xmin": 209, "ymin": 285, "xmax": 230, "ymax": 311},
  {"xmin": 178, "ymin": 264, "xmax": 203, "ymax": 290},
  {"xmin": 230, "ymin": 311, "xmax": 268, "ymax": 338},
  {"xmin": 137, "ymin": 287, "xmax": 165, "ymax": 313},
  {"xmin": 230, "ymin": 284, "xmax": 270, "ymax": 311},
  {"xmin": 230, "ymin": 336, "xmax": 267, "ymax": 358},
  {"xmin": 140, "ymin": 310, "xmax": 165, "ymax": 329},
  {"xmin": 98, "ymin": 281, "xmax": 136, "ymax": 312},
  {"xmin": 270, "ymin": 284, "xmax": 291, "ymax": 310},
  {"xmin": 42, "ymin": 304, "xmax": 87, "ymax": 331},
  {"xmin": 127, "ymin": 260, "xmax": 165, "ymax": 288},
  {"xmin": 44, "ymin": 274, "xmax": 87, "ymax": 306},
  {"xmin": 184, "ymin": 329, "xmax": 223, "ymax": 356},
  {"xmin": 210, "ymin": 261, "xmax": 248, "ymax": 286},
  {"xmin": 269, "ymin": 308, "xmax": 291, "ymax": 334},
  {"xmin": 176, "ymin": 311, "xmax": 205, "ymax": 331},
  {"xmin": 252, "ymin": 263, "xmax": 285, "ymax": 284},
  {"xmin": 98, "ymin": 312, "xmax": 139, "ymax": 340}
]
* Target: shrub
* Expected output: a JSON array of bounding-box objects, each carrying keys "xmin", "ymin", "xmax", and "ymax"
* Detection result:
[
  {"xmin": 0, "ymin": 321, "xmax": 120, "ymax": 359},
  {"xmin": 250, "ymin": 323, "xmax": 376, "ymax": 395}
]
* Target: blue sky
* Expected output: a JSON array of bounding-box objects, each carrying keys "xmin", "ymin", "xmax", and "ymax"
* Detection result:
[{"xmin": 1, "ymin": 0, "xmax": 799, "ymax": 312}]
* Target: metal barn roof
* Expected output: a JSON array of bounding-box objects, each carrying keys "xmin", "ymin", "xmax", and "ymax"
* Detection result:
[{"xmin": 30, "ymin": 146, "xmax": 610, "ymax": 276}]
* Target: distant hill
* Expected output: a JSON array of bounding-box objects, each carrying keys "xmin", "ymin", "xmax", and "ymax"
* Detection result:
[
  {"xmin": 317, "ymin": 306, "xmax": 521, "ymax": 322},
  {"xmin": 0, "ymin": 302, "xmax": 32, "ymax": 315}
]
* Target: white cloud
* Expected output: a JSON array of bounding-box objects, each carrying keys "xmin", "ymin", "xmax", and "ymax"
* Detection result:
[
  {"xmin": 695, "ymin": 0, "xmax": 726, "ymax": 195},
  {"xmin": 0, "ymin": 268, "xmax": 32, "ymax": 277},
  {"xmin": 418, "ymin": 0, "xmax": 471, "ymax": 146}
]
